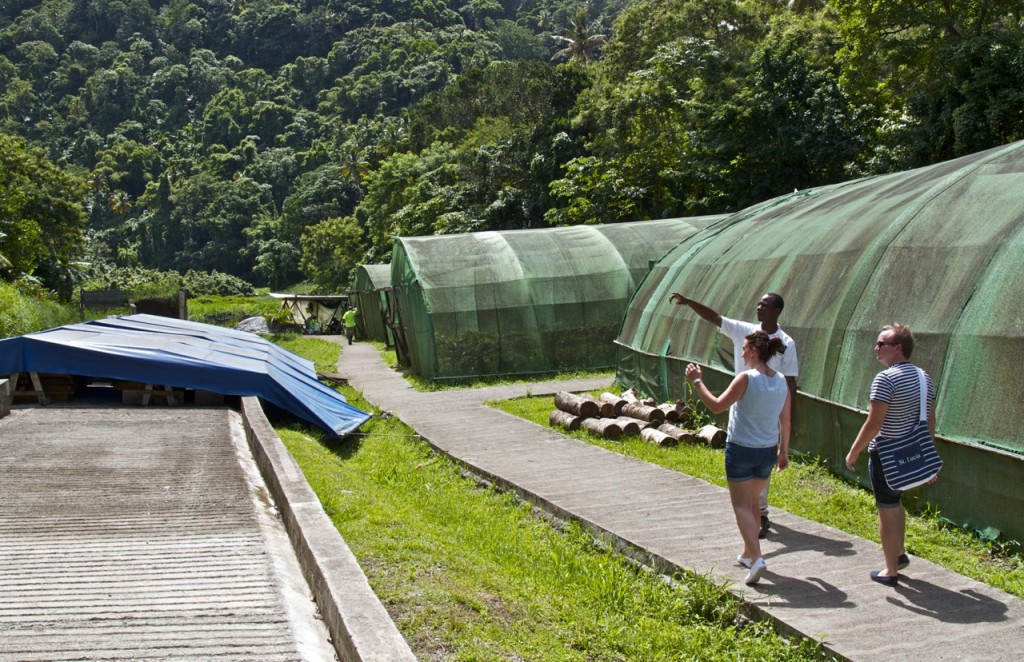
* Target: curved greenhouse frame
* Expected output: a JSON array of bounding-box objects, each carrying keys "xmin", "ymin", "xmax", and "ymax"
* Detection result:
[
  {"xmin": 616, "ymin": 140, "xmax": 1024, "ymax": 542},
  {"xmin": 351, "ymin": 264, "xmax": 393, "ymax": 345},
  {"xmin": 391, "ymin": 217, "xmax": 724, "ymax": 380}
]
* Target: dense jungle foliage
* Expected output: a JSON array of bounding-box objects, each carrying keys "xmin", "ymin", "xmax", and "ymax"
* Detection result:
[{"xmin": 3, "ymin": 0, "xmax": 1024, "ymax": 298}]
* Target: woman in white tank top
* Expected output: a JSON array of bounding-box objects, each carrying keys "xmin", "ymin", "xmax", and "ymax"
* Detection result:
[{"xmin": 685, "ymin": 331, "xmax": 792, "ymax": 585}]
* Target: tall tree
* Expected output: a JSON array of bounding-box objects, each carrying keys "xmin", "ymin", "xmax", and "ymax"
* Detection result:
[
  {"xmin": 299, "ymin": 215, "xmax": 363, "ymax": 291},
  {"xmin": 832, "ymin": 0, "xmax": 1024, "ymax": 164},
  {"xmin": 0, "ymin": 133, "xmax": 87, "ymax": 299}
]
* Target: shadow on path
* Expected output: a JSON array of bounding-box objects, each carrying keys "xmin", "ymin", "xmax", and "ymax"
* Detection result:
[
  {"xmin": 766, "ymin": 522, "xmax": 858, "ymax": 561},
  {"xmin": 887, "ymin": 576, "xmax": 1009, "ymax": 624},
  {"xmin": 750, "ymin": 573, "xmax": 855, "ymax": 610}
]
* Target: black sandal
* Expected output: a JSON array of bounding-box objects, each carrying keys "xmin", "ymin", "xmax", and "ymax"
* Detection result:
[{"xmin": 870, "ymin": 570, "xmax": 899, "ymax": 587}]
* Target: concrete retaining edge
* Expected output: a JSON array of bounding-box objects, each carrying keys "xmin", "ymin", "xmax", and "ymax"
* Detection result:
[
  {"xmin": 0, "ymin": 378, "xmax": 10, "ymax": 418},
  {"xmin": 240, "ymin": 397, "xmax": 416, "ymax": 662}
]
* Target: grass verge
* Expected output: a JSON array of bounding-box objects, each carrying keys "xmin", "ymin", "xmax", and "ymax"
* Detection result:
[
  {"xmin": 188, "ymin": 294, "xmax": 279, "ymax": 327},
  {"xmin": 278, "ymin": 400, "xmax": 827, "ymax": 661},
  {"xmin": 271, "ymin": 333, "xmax": 343, "ymax": 373},
  {"xmin": 378, "ymin": 345, "xmax": 614, "ymax": 392}
]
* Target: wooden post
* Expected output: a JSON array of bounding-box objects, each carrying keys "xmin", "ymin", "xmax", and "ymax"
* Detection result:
[
  {"xmin": 0, "ymin": 378, "xmax": 10, "ymax": 418},
  {"xmin": 141, "ymin": 384, "xmax": 177, "ymax": 406},
  {"xmin": 581, "ymin": 394, "xmax": 613, "ymax": 418},
  {"xmin": 622, "ymin": 387, "xmax": 656, "ymax": 407},
  {"xmin": 620, "ymin": 402, "xmax": 665, "ymax": 424},
  {"xmin": 599, "ymin": 392, "xmax": 627, "ymax": 417},
  {"xmin": 673, "ymin": 403, "xmax": 695, "ymax": 427},
  {"xmin": 13, "ymin": 372, "xmax": 49, "ymax": 405},
  {"xmin": 697, "ymin": 424, "xmax": 727, "ymax": 449},
  {"xmin": 657, "ymin": 403, "xmax": 686, "ymax": 423},
  {"xmin": 612, "ymin": 417, "xmax": 643, "ymax": 437},
  {"xmin": 658, "ymin": 423, "xmax": 700, "ymax": 444}
]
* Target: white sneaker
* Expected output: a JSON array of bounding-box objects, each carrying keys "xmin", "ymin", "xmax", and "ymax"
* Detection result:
[
  {"xmin": 737, "ymin": 555, "xmax": 753, "ymax": 569},
  {"xmin": 744, "ymin": 557, "xmax": 767, "ymax": 584}
]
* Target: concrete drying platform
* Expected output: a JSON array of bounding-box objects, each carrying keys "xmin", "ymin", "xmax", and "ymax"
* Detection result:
[
  {"xmin": 0, "ymin": 406, "xmax": 338, "ymax": 661},
  {"xmin": 335, "ymin": 341, "xmax": 1024, "ymax": 661}
]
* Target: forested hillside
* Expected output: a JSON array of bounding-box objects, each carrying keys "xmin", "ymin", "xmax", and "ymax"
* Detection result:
[{"xmin": 3, "ymin": 0, "xmax": 1023, "ymax": 297}]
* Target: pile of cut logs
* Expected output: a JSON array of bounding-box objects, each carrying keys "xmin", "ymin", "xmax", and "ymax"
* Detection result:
[{"xmin": 550, "ymin": 388, "xmax": 726, "ymax": 448}]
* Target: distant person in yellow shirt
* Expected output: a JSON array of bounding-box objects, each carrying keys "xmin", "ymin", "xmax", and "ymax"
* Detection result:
[{"xmin": 342, "ymin": 306, "xmax": 359, "ymax": 345}]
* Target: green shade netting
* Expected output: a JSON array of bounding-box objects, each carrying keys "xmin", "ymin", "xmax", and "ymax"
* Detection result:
[
  {"xmin": 617, "ymin": 139, "xmax": 1024, "ymax": 457},
  {"xmin": 351, "ymin": 264, "xmax": 392, "ymax": 344},
  {"xmin": 391, "ymin": 217, "xmax": 724, "ymax": 380}
]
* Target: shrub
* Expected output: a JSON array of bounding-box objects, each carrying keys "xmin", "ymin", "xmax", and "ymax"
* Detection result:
[
  {"xmin": 77, "ymin": 264, "xmax": 256, "ymax": 299},
  {"xmin": 0, "ymin": 281, "xmax": 76, "ymax": 338}
]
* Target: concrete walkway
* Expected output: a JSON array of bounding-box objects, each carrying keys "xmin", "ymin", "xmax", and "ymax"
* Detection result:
[
  {"xmin": 0, "ymin": 406, "xmax": 338, "ymax": 661},
  {"xmin": 336, "ymin": 340, "xmax": 1023, "ymax": 661}
]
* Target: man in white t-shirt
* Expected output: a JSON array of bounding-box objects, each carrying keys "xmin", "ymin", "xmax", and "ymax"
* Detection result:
[{"xmin": 669, "ymin": 291, "xmax": 799, "ymax": 538}]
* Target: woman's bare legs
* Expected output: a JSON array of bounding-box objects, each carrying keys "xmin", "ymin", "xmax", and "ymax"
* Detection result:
[{"xmin": 729, "ymin": 477, "xmax": 768, "ymax": 561}]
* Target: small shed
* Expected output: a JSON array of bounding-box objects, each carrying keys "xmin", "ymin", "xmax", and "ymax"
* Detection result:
[
  {"xmin": 390, "ymin": 216, "xmax": 724, "ymax": 380},
  {"xmin": 268, "ymin": 293, "xmax": 348, "ymax": 333}
]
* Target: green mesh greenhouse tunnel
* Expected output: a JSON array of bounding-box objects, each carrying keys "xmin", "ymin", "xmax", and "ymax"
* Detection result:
[
  {"xmin": 390, "ymin": 217, "xmax": 724, "ymax": 381},
  {"xmin": 616, "ymin": 139, "xmax": 1024, "ymax": 544},
  {"xmin": 351, "ymin": 264, "xmax": 393, "ymax": 345}
]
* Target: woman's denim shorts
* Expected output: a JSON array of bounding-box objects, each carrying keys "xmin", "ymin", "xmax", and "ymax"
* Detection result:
[{"xmin": 725, "ymin": 442, "xmax": 778, "ymax": 482}]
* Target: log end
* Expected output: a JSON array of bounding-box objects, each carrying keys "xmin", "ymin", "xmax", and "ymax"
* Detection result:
[{"xmin": 697, "ymin": 424, "xmax": 727, "ymax": 449}]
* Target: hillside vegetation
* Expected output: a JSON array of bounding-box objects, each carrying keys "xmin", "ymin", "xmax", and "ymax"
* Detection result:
[{"xmin": 3, "ymin": 0, "xmax": 1023, "ymax": 297}]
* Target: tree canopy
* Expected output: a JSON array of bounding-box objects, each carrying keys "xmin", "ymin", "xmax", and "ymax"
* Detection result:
[
  {"xmin": 0, "ymin": 133, "xmax": 86, "ymax": 298},
  {"xmin": 2, "ymin": 0, "xmax": 1022, "ymax": 295}
]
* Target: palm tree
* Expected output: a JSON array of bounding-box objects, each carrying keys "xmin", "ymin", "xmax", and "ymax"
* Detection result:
[
  {"xmin": 109, "ymin": 189, "xmax": 133, "ymax": 215},
  {"xmin": 338, "ymin": 147, "xmax": 370, "ymax": 185},
  {"xmin": 551, "ymin": 9, "xmax": 608, "ymax": 63},
  {"xmin": 0, "ymin": 231, "xmax": 11, "ymax": 270},
  {"xmin": 535, "ymin": 9, "xmax": 553, "ymax": 31},
  {"xmin": 787, "ymin": 0, "xmax": 826, "ymax": 12}
]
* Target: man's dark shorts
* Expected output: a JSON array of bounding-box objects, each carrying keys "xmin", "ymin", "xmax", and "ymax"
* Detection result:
[{"xmin": 869, "ymin": 448, "xmax": 903, "ymax": 508}]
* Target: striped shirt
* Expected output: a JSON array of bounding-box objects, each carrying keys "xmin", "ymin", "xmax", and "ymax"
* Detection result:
[{"xmin": 868, "ymin": 362, "xmax": 936, "ymax": 449}]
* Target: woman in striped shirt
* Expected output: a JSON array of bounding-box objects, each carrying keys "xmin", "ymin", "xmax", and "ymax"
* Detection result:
[{"xmin": 845, "ymin": 324, "xmax": 938, "ymax": 587}]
